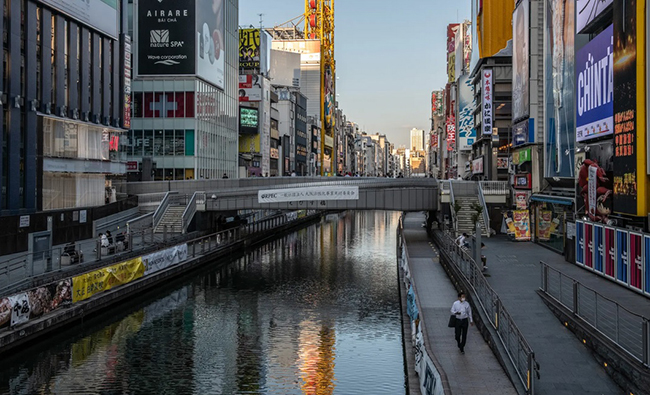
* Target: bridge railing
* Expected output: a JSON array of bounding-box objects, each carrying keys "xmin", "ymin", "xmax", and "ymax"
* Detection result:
[
  {"xmin": 479, "ymin": 181, "xmax": 510, "ymax": 195},
  {"xmin": 478, "ymin": 182, "xmax": 491, "ymax": 235},
  {"xmin": 540, "ymin": 261, "xmax": 650, "ymax": 365},
  {"xmin": 435, "ymin": 230, "xmax": 538, "ymax": 394},
  {"xmin": 152, "ymin": 191, "xmax": 175, "ymax": 229},
  {"xmin": 182, "ymin": 191, "xmax": 204, "ymax": 234}
]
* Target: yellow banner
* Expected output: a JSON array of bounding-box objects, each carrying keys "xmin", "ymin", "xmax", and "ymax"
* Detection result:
[
  {"xmin": 73, "ymin": 258, "xmax": 144, "ymax": 303},
  {"xmin": 537, "ymin": 210, "xmax": 552, "ymax": 241},
  {"xmin": 513, "ymin": 210, "xmax": 531, "ymax": 241}
]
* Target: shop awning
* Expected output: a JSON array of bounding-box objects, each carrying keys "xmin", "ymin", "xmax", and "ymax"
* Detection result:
[{"xmin": 530, "ymin": 194, "xmax": 574, "ymax": 206}]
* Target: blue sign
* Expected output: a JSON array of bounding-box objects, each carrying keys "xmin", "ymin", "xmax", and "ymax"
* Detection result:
[
  {"xmin": 576, "ymin": 221, "xmax": 585, "ymax": 265},
  {"xmin": 576, "ymin": 25, "xmax": 614, "ymax": 142},
  {"xmin": 513, "ymin": 118, "xmax": 534, "ymax": 146},
  {"xmin": 594, "ymin": 224, "xmax": 604, "ymax": 273},
  {"xmin": 457, "ymin": 75, "xmax": 476, "ymax": 151}
]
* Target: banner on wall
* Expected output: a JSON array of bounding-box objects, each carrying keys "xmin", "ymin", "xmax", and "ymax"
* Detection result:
[
  {"xmin": 513, "ymin": 210, "xmax": 531, "ymax": 241},
  {"xmin": 73, "ymin": 258, "xmax": 144, "ymax": 303},
  {"xmin": 605, "ymin": 227, "xmax": 615, "ymax": 277},
  {"xmin": 457, "ymin": 75, "xmax": 477, "ymax": 150},
  {"xmin": 630, "ymin": 233, "xmax": 643, "ymax": 290},
  {"xmin": 143, "ymin": 244, "xmax": 189, "ymax": 276},
  {"xmin": 612, "ymin": 0, "xmax": 638, "ymax": 215},
  {"xmin": 512, "ymin": 0, "xmax": 530, "ymax": 121},
  {"xmin": 515, "ymin": 192, "xmax": 529, "ymax": 210},
  {"xmin": 258, "ymin": 186, "xmax": 359, "ymax": 203},
  {"xmin": 616, "ymin": 229, "xmax": 628, "ymax": 283},
  {"xmin": 593, "ymin": 224, "xmax": 604, "ymax": 272},
  {"xmin": 8, "ymin": 293, "xmax": 30, "ymax": 327},
  {"xmin": 585, "ymin": 223, "xmax": 593, "ymax": 268}
]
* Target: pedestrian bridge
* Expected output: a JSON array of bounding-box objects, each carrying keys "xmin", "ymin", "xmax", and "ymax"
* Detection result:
[{"xmin": 126, "ymin": 177, "xmax": 439, "ymax": 212}]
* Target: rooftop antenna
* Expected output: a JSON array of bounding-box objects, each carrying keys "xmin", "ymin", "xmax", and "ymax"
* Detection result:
[{"xmin": 258, "ymin": 13, "xmax": 264, "ymax": 29}]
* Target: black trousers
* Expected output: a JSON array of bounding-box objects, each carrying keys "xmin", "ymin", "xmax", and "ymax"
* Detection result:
[{"xmin": 455, "ymin": 318, "xmax": 469, "ymax": 350}]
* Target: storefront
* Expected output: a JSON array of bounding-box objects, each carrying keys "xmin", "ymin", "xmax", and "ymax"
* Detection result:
[{"xmin": 530, "ymin": 194, "xmax": 574, "ymax": 253}]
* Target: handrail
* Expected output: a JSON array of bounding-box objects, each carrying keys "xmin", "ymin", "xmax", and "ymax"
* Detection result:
[
  {"xmin": 478, "ymin": 182, "xmax": 491, "ymax": 237},
  {"xmin": 435, "ymin": 230, "xmax": 537, "ymax": 393},
  {"xmin": 152, "ymin": 191, "xmax": 177, "ymax": 229},
  {"xmin": 182, "ymin": 191, "xmax": 203, "ymax": 234},
  {"xmin": 126, "ymin": 212, "xmax": 154, "ymax": 232},
  {"xmin": 449, "ymin": 181, "xmax": 457, "ymax": 233},
  {"xmin": 479, "ymin": 180, "xmax": 510, "ymax": 195},
  {"xmin": 539, "ymin": 261, "xmax": 650, "ymax": 366}
]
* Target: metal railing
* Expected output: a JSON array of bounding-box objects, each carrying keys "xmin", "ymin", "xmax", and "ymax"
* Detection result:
[
  {"xmin": 478, "ymin": 182, "xmax": 491, "ymax": 236},
  {"xmin": 479, "ymin": 181, "xmax": 510, "ymax": 195},
  {"xmin": 126, "ymin": 212, "xmax": 154, "ymax": 232},
  {"xmin": 540, "ymin": 261, "xmax": 650, "ymax": 365},
  {"xmin": 182, "ymin": 191, "xmax": 203, "ymax": 234},
  {"xmin": 449, "ymin": 181, "xmax": 458, "ymax": 233},
  {"xmin": 152, "ymin": 191, "xmax": 176, "ymax": 229},
  {"xmin": 435, "ymin": 230, "xmax": 537, "ymax": 394}
]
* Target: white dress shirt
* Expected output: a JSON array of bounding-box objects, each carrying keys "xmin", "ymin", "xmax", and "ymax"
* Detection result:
[{"xmin": 450, "ymin": 300, "xmax": 473, "ymax": 323}]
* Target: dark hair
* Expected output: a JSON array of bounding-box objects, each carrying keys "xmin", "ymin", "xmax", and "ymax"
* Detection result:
[
  {"xmin": 462, "ymin": 233, "xmax": 468, "ymax": 237},
  {"xmin": 458, "ymin": 292, "xmax": 465, "ymax": 298}
]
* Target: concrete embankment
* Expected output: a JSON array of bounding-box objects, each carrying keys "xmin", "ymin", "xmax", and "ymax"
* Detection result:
[{"xmin": 0, "ymin": 213, "xmax": 323, "ymax": 355}]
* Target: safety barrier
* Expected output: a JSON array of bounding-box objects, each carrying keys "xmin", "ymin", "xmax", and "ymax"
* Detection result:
[
  {"xmin": 434, "ymin": 230, "xmax": 537, "ymax": 394},
  {"xmin": 540, "ymin": 261, "xmax": 650, "ymax": 365}
]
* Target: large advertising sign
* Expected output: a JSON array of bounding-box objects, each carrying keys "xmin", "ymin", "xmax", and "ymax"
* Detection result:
[
  {"xmin": 196, "ymin": 0, "xmax": 225, "ymax": 89},
  {"xmin": 612, "ymin": 0, "xmax": 637, "ymax": 215},
  {"xmin": 39, "ymin": 0, "xmax": 118, "ymax": 39},
  {"xmin": 142, "ymin": 244, "xmax": 188, "ymax": 276},
  {"xmin": 431, "ymin": 90, "xmax": 444, "ymax": 117},
  {"xmin": 576, "ymin": 0, "xmax": 613, "ymax": 33},
  {"xmin": 72, "ymin": 258, "xmax": 144, "ymax": 303},
  {"xmin": 576, "ymin": 25, "xmax": 614, "ymax": 142},
  {"xmin": 544, "ymin": 0, "xmax": 575, "ymax": 179},
  {"xmin": 512, "ymin": 0, "xmax": 530, "ymax": 122},
  {"xmin": 238, "ymin": 75, "xmax": 262, "ymax": 102},
  {"xmin": 137, "ymin": 0, "xmax": 196, "ymax": 76},
  {"xmin": 239, "ymin": 28, "xmax": 260, "ymax": 70},
  {"xmin": 457, "ymin": 75, "xmax": 476, "ymax": 150},
  {"xmin": 482, "ymin": 69, "xmax": 493, "ymax": 136},
  {"xmin": 513, "ymin": 210, "xmax": 531, "ymax": 241},
  {"xmin": 258, "ymin": 186, "xmax": 359, "ymax": 203},
  {"xmin": 123, "ymin": 35, "xmax": 132, "ymax": 129}
]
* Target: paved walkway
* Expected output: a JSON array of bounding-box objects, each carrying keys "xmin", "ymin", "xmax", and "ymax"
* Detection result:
[
  {"xmin": 482, "ymin": 235, "xmax": 626, "ymax": 395},
  {"xmin": 403, "ymin": 213, "xmax": 517, "ymax": 395}
]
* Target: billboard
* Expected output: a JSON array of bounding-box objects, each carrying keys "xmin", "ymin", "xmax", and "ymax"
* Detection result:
[
  {"xmin": 196, "ymin": 0, "xmax": 225, "ymax": 89},
  {"xmin": 576, "ymin": 0, "xmax": 613, "ymax": 33},
  {"xmin": 457, "ymin": 75, "xmax": 476, "ymax": 150},
  {"xmin": 239, "ymin": 28, "xmax": 260, "ymax": 70},
  {"xmin": 239, "ymin": 107, "xmax": 259, "ymax": 134},
  {"xmin": 137, "ymin": 0, "xmax": 196, "ymax": 76},
  {"xmin": 39, "ymin": 0, "xmax": 118, "ymax": 39},
  {"xmin": 544, "ymin": 0, "xmax": 575, "ymax": 179},
  {"xmin": 481, "ymin": 69, "xmax": 493, "ymax": 136},
  {"xmin": 270, "ymin": 50, "xmax": 301, "ymax": 87},
  {"xmin": 431, "ymin": 90, "xmax": 444, "ymax": 117},
  {"xmin": 512, "ymin": 0, "xmax": 530, "ymax": 122},
  {"xmin": 238, "ymin": 75, "xmax": 262, "ymax": 102},
  {"xmin": 612, "ymin": 0, "xmax": 638, "ymax": 215},
  {"xmin": 576, "ymin": 25, "xmax": 614, "ymax": 143},
  {"xmin": 446, "ymin": 114, "xmax": 456, "ymax": 151},
  {"xmin": 447, "ymin": 24, "xmax": 460, "ymax": 83}
]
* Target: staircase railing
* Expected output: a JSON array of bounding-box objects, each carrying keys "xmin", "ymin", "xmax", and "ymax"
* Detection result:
[
  {"xmin": 182, "ymin": 191, "xmax": 204, "ymax": 234},
  {"xmin": 449, "ymin": 180, "xmax": 457, "ymax": 233},
  {"xmin": 478, "ymin": 182, "xmax": 491, "ymax": 237},
  {"xmin": 479, "ymin": 180, "xmax": 510, "ymax": 195},
  {"xmin": 152, "ymin": 191, "xmax": 176, "ymax": 230}
]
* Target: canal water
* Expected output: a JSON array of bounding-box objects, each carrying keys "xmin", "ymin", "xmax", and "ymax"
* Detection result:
[{"xmin": 0, "ymin": 211, "xmax": 406, "ymax": 395}]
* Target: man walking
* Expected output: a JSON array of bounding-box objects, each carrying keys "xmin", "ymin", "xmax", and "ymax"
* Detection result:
[{"xmin": 450, "ymin": 292, "xmax": 473, "ymax": 353}]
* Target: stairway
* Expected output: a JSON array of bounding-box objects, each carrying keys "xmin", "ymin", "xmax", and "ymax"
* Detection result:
[
  {"xmin": 154, "ymin": 205, "xmax": 185, "ymax": 233},
  {"xmin": 454, "ymin": 196, "xmax": 489, "ymax": 236}
]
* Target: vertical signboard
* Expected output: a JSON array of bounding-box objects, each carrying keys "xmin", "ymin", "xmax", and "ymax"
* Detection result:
[
  {"xmin": 594, "ymin": 224, "xmax": 604, "ymax": 273},
  {"xmin": 605, "ymin": 226, "xmax": 615, "ymax": 278},
  {"xmin": 239, "ymin": 28, "xmax": 260, "ymax": 70},
  {"xmin": 482, "ymin": 69, "xmax": 493, "ymax": 136},
  {"xmin": 629, "ymin": 232, "xmax": 643, "ymax": 290},
  {"xmin": 544, "ymin": 0, "xmax": 575, "ymax": 178},
  {"xmin": 616, "ymin": 229, "xmax": 628, "ymax": 284},
  {"xmin": 612, "ymin": 0, "xmax": 637, "ymax": 214},
  {"xmin": 512, "ymin": 0, "xmax": 530, "ymax": 122},
  {"xmin": 196, "ymin": 0, "xmax": 226, "ymax": 89},
  {"xmin": 585, "ymin": 223, "xmax": 593, "ymax": 268},
  {"xmin": 576, "ymin": 25, "xmax": 614, "ymax": 142},
  {"xmin": 645, "ymin": 235, "xmax": 650, "ymax": 295},
  {"xmin": 123, "ymin": 35, "xmax": 132, "ymax": 129},
  {"xmin": 457, "ymin": 75, "xmax": 476, "ymax": 150},
  {"xmin": 576, "ymin": 220, "xmax": 585, "ymax": 265},
  {"xmin": 137, "ymin": 0, "xmax": 196, "ymax": 76},
  {"xmin": 446, "ymin": 115, "xmax": 456, "ymax": 151}
]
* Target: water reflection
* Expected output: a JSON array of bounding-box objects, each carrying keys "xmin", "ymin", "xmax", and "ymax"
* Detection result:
[{"xmin": 0, "ymin": 211, "xmax": 404, "ymax": 395}]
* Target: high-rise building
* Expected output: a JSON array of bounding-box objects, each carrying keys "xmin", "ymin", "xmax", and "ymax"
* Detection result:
[{"xmin": 410, "ymin": 128, "xmax": 425, "ymax": 152}]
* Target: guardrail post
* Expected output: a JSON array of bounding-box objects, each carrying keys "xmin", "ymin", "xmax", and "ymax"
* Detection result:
[
  {"xmin": 573, "ymin": 281, "xmax": 579, "ymax": 315},
  {"xmin": 495, "ymin": 298, "xmax": 501, "ymax": 331},
  {"xmin": 96, "ymin": 239, "xmax": 101, "ymax": 261},
  {"xmin": 541, "ymin": 263, "xmax": 548, "ymax": 292}
]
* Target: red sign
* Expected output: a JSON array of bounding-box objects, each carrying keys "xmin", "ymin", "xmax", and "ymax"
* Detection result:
[
  {"xmin": 126, "ymin": 161, "xmax": 138, "ymax": 171},
  {"xmin": 109, "ymin": 135, "xmax": 120, "ymax": 152},
  {"xmin": 446, "ymin": 115, "xmax": 456, "ymax": 151}
]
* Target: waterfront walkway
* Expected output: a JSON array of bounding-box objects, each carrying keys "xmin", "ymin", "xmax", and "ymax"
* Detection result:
[
  {"xmin": 402, "ymin": 213, "xmax": 517, "ymax": 395},
  {"xmin": 481, "ymin": 236, "xmax": 636, "ymax": 395}
]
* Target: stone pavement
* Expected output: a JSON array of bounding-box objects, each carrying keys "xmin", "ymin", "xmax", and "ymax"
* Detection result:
[
  {"xmin": 403, "ymin": 213, "xmax": 517, "ymax": 395},
  {"xmin": 482, "ymin": 235, "xmax": 626, "ymax": 395}
]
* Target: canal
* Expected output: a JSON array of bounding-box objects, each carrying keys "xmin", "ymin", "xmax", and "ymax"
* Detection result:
[{"xmin": 0, "ymin": 211, "xmax": 406, "ymax": 395}]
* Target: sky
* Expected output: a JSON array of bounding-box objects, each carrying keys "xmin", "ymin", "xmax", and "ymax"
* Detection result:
[{"xmin": 239, "ymin": 0, "xmax": 471, "ymax": 147}]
